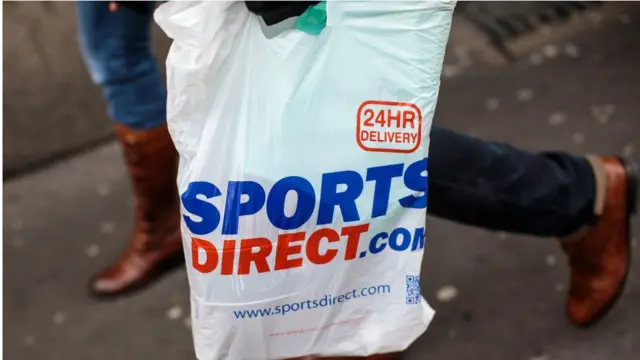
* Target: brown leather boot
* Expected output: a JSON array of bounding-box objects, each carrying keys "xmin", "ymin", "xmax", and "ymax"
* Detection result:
[
  {"xmin": 561, "ymin": 156, "xmax": 637, "ymax": 327},
  {"xmin": 89, "ymin": 123, "xmax": 184, "ymax": 298}
]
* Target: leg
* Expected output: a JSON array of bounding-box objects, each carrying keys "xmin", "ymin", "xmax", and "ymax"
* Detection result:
[
  {"xmin": 77, "ymin": 0, "xmax": 166, "ymax": 130},
  {"xmin": 427, "ymin": 125, "xmax": 637, "ymax": 326},
  {"xmin": 76, "ymin": 1, "xmax": 182, "ymax": 297},
  {"xmin": 427, "ymin": 126, "xmax": 597, "ymax": 237}
]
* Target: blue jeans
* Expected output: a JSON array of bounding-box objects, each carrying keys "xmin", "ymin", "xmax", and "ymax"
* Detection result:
[
  {"xmin": 427, "ymin": 128, "xmax": 596, "ymax": 237},
  {"xmin": 75, "ymin": 1, "xmax": 596, "ymax": 237},
  {"xmin": 76, "ymin": 1, "xmax": 165, "ymax": 130}
]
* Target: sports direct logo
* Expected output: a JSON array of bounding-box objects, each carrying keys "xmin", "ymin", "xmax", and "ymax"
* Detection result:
[
  {"xmin": 357, "ymin": 101, "xmax": 422, "ymax": 153},
  {"xmin": 181, "ymin": 158, "xmax": 428, "ymax": 275}
]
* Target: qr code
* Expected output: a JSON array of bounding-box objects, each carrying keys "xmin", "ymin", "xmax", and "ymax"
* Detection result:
[{"xmin": 405, "ymin": 275, "xmax": 421, "ymax": 305}]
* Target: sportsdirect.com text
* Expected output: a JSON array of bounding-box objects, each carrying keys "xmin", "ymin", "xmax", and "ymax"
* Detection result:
[{"xmin": 233, "ymin": 284, "xmax": 392, "ymax": 319}]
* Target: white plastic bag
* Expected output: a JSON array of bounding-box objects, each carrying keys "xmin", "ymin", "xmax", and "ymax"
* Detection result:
[{"xmin": 155, "ymin": 1, "xmax": 455, "ymax": 359}]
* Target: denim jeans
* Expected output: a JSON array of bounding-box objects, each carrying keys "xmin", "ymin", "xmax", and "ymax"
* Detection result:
[
  {"xmin": 428, "ymin": 128, "xmax": 596, "ymax": 237},
  {"xmin": 76, "ymin": 1, "xmax": 166, "ymax": 130},
  {"xmin": 76, "ymin": 1, "xmax": 596, "ymax": 237}
]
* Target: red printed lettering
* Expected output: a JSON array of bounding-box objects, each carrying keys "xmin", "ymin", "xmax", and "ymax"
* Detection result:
[
  {"xmin": 238, "ymin": 237, "xmax": 272, "ymax": 275},
  {"xmin": 342, "ymin": 224, "xmax": 370, "ymax": 260},
  {"xmin": 403, "ymin": 110, "xmax": 416, "ymax": 129},
  {"xmin": 306, "ymin": 228, "xmax": 340, "ymax": 265},
  {"xmin": 357, "ymin": 100, "xmax": 422, "ymax": 153},
  {"xmin": 274, "ymin": 232, "xmax": 305, "ymax": 270},
  {"xmin": 192, "ymin": 238, "xmax": 218, "ymax": 273},
  {"xmin": 388, "ymin": 109, "xmax": 401, "ymax": 127},
  {"xmin": 220, "ymin": 239, "xmax": 236, "ymax": 275}
]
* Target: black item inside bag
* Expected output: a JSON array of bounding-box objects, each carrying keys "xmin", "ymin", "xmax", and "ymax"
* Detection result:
[
  {"xmin": 115, "ymin": 1, "xmax": 320, "ymax": 26},
  {"xmin": 245, "ymin": 1, "xmax": 321, "ymax": 25}
]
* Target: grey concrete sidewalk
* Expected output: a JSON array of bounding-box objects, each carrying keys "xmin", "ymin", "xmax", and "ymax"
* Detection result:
[{"xmin": 4, "ymin": 10, "xmax": 640, "ymax": 360}]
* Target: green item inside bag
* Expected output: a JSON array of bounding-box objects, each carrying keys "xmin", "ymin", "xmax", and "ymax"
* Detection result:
[{"xmin": 294, "ymin": 2, "xmax": 327, "ymax": 35}]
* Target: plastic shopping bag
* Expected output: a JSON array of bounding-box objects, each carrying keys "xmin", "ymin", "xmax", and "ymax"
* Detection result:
[{"xmin": 155, "ymin": 1, "xmax": 455, "ymax": 359}]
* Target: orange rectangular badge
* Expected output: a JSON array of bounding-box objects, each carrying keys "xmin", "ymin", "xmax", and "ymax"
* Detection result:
[{"xmin": 356, "ymin": 100, "xmax": 422, "ymax": 153}]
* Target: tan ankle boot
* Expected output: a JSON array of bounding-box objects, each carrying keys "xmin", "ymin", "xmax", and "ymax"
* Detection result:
[
  {"xmin": 89, "ymin": 123, "xmax": 183, "ymax": 297},
  {"xmin": 560, "ymin": 155, "xmax": 637, "ymax": 326}
]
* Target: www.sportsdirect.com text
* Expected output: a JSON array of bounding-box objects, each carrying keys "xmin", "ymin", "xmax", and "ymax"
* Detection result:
[{"xmin": 233, "ymin": 284, "xmax": 392, "ymax": 319}]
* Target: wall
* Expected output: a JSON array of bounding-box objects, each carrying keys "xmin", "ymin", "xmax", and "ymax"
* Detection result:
[{"xmin": 3, "ymin": 1, "xmax": 171, "ymax": 177}]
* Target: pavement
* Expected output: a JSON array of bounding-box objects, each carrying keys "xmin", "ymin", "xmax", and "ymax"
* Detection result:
[{"xmin": 3, "ymin": 7, "xmax": 640, "ymax": 360}]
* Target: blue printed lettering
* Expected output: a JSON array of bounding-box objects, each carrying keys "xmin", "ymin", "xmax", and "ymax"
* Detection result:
[
  {"xmin": 412, "ymin": 227, "xmax": 425, "ymax": 251},
  {"xmin": 266, "ymin": 176, "xmax": 316, "ymax": 230},
  {"xmin": 388, "ymin": 227, "xmax": 412, "ymax": 251},
  {"xmin": 181, "ymin": 182, "xmax": 222, "ymax": 236},
  {"xmin": 317, "ymin": 170, "xmax": 363, "ymax": 225},
  {"xmin": 369, "ymin": 232, "xmax": 388, "ymax": 254},
  {"xmin": 366, "ymin": 163, "xmax": 404, "ymax": 218},
  {"xmin": 399, "ymin": 158, "xmax": 428, "ymax": 209},
  {"xmin": 181, "ymin": 158, "xmax": 428, "ymax": 236},
  {"xmin": 222, "ymin": 181, "xmax": 265, "ymax": 235}
]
